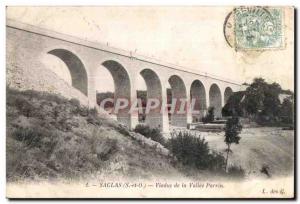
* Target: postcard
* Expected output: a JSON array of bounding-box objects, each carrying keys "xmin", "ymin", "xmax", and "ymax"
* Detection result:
[{"xmin": 6, "ymin": 6, "xmax": 295, "ymax": 199}]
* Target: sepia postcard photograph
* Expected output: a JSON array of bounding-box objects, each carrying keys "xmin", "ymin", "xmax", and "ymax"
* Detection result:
[{"xmin": 5, "ymin": 4, "xmax": 295, "ymax": 199}]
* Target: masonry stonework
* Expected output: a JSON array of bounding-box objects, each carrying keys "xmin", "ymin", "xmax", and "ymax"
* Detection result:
[{"xmin": 7, "ymin": 20, "xmax": 245, "ymax": 134}]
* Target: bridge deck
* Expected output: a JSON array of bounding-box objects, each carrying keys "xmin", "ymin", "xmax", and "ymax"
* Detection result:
[{"xmin": 6, "ymin": 19, "xmax": 242, "ymax": 86}]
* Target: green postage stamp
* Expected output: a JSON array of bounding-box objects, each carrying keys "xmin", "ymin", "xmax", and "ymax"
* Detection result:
[{"xmin": 234, "ymin": 7, "xmax": 284, "ymax": 50}]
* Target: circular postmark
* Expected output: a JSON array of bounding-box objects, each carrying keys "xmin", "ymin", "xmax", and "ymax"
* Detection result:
[
  {"xmin": 223, "ymin": 10, "xmax": 235, "ymax": 48},
  {"xmin": 224, "ymin": 6, "xmax": 283, "ymax": 50}
]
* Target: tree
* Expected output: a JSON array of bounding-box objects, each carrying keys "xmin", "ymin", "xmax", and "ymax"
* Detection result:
[
  {"xmin": 96, "ymin": 91, "xmax": 114, "ymax": 108},
  {"xmin": 222, "ymin": 91, "xmax": 245, "ymax": 117},
  {"xmin": 243, "ymin": 78, "xmax": 284, "ymax": 124},
  {"xmin": 225, "ymin": 77, "xmax": 293, "ymax": 125},
  {"xmin": 137, "ymin": 90, "xmax": 147, "ymax": 107},
  {"xmin": 166, "ymin": 88, "xmax": 172, "ymax": 104},
  {"xmin": 259, "ymin": 82, "xmax": 281, "ymax": 122},
  {"xmin": 281, "ymin": 89, "xmax": 294, "ymax": 96},
  {"xmin": 224, "ymin": 117, "xmax": 242, "ymax": 171},
  {"xmin": 280, "ymin": 97, "xmax": 294, "ymax": 124},
  {"xmin": 202, "ymin": 107, "xmax": 215, "ymax": 123},
  {"xmin": 243, "ymin": 78, "xmax": 266, "ymax": 116}
]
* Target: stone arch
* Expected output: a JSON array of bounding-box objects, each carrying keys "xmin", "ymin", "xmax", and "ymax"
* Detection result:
[
  {"xmin": 168, "ymin": 75, "xmax": 187, "ymax": 127},
  {"xmin": 209, "ymin": 83, "xmax": 222, "ymax": 118},
  {"xmin": 140, "ymin": 69, "xmax": 164, "ymax": 130},
  {"xmin": 101, "ymin": 60, "xmax": 132, "ymax": 128},
  {"xmin": 48, "ymin": 49, "xmax": 88, "ymax": 96},
  {"xmin": 224, "ymin": 87, "xmax": 233, "ymax": 104},
  {"xmin": 190, "ymin": 80, "xmax": 207, "ymax": 122}
]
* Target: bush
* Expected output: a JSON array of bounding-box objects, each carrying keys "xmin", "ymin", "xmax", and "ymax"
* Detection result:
[
  {"xmin": 12, "ymin": 127, "xmax": 42, "ymax": 148},
  {"xmin": 260, "ymin": 164, "xmax": 271, "ymax": 178},
  {"xmin": 21, "ymin": 89, "xmax": 41, "ymax": 100},
  {"xmin": 206, "ymin": 151, "xmax": 227, "ymax": 172},
  {"xmin": 87, "ymin": 115, "xmax": 102, "ymax": 126},
  {"xmin": 14, "ymin": 97, "xmax": 39, "ymax": 118},
  {"xmin": 90, "ymin": 135, "xmax": 118, "ymax": 161},
  {"xmin": 79, "ymin": 106, "xmax": 89, "ymax": 117},
  {"xmin": 202, "ymin": 107, "xmax": 215, "ymax": 123},
  {"xmin": 11, "ymin": 127, "xmax": 58, "ymax": 157},
  {"xmin": 69, "ymin": 98, "xmax": 80, "ymax": 108},
  {"xmin": 134, "ymin": 124, "xmax": 166, "ymax": 146},
  {"xmin": 7, "ymin": 88, "xmax": 68, "ymax": 118},
  {"xmin": 40, "ymin": 92, "xmax": 68, "ymax": 104},
  {"xmin": 116, "ymin": 124, "xmax": 130, "ymax": 136},
  {"xmin": 167, "ymin": 131, "xmax": 225, "ymax": 171},
  {"xmin": 89, "ymin": 107, "xmax": 98, "ymax": 116},
  {"xmin": 227, "ymin": 165, "xmax": 245, "ymax": 179},
  {"xmin": 85, "ymin": 107, "xmax": 101, "ymax": 126}
]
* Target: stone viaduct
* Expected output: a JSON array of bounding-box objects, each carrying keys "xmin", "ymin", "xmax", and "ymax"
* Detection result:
[{"xmin": 7, "ymin": 20, "xmax": 245, "ymax": 133}]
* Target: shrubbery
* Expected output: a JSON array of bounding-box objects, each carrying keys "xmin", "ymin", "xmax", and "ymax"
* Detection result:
[
  {"xmin": 12, "ymin": 127, "xmax": 58, "ymax": 158},
  {"xmin": 167, "ymin": 131, "xmax": 245, "ymax": 178},
  {"xmin": 7, "ymin": 125, "xmax": 119, "ymax": 180},
  {"xmin": 85, "ymin": 107, "xmax": 102, "ymax": 126},
  {"xmin": 227, "ymin": 165, "xmax": 245, "ymax": 179},
  {"xmin": 7, "ymin": 87, "xmax": 103, "ymax": 132},
  {"xmin": 90, "ymin": 133, "xmax": 119, "ymax": 161},
  {"xmin": 202, "ymin": 107, "xmax": 215, "ymax": 123},
  {"xmin": 134, "ymin": 124, "xmax": 166, "ymax": 146},
  {"xmin": 14, "ymin": 97, "xmax": 39, "ymax": 117},
  {"xmin": 167, "ymin": 131, "xmax": 225, "ymax": 172},
  {"xmin": 224, "ymin": 117, "xmax": 242, "ymax": 170},
  {"xmin": 69, "ymin": 98, "xmax": 80, "ymax": 108}
]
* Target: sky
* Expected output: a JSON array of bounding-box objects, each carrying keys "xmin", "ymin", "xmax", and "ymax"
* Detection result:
[{"xmin": 6, "ymin": 6, "xmax": 295, "ymax": 92}]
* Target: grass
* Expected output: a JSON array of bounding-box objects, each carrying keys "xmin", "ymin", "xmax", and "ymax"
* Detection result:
[
  {"xmin": 6, "ymin": 87, "xmax": 179, "ymax": 182},
  {"xmin": 195, "ymin": 127, "xmax": 294, "ymax": 178},
  {"xmin": 134, "ymin": 124, "xmax": 166, "ymax": 146}
]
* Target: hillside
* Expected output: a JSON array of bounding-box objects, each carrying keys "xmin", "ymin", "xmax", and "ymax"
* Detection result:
[
  {"xmin": 6, "ymin": 88, "xmax": 294, "ymax": 183},
  {"xmin": 200, "ymin": 128, "xmax": 294, "ymax": 178},
  {"xmin": 6, "ymin": 88, "xmax": 180, "ymax": 182}
]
